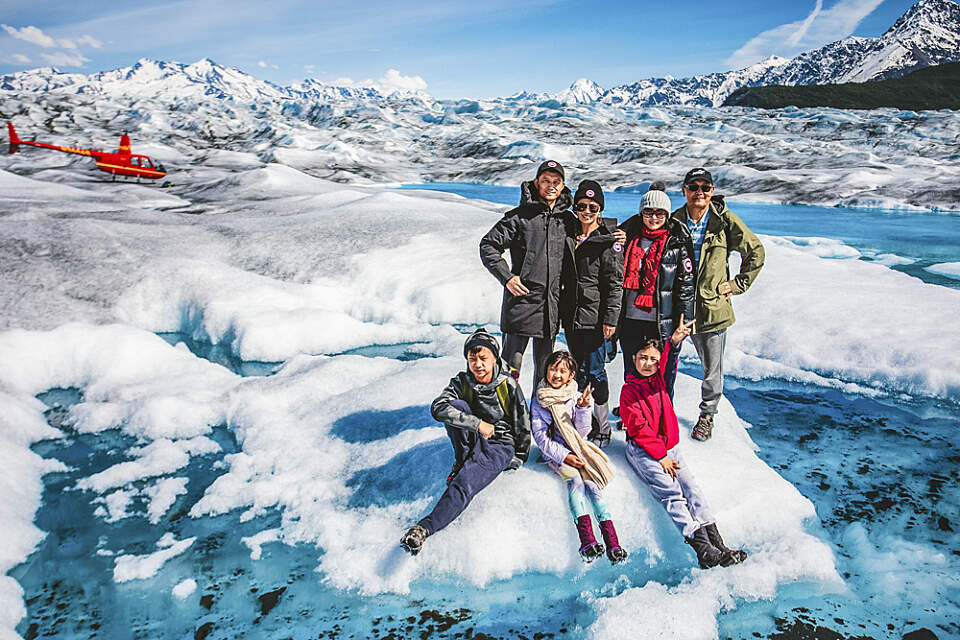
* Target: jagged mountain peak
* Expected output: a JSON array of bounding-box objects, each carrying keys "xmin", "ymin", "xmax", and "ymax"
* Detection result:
[{"xmin": 886, "ymin": 0, "xmax": 960, "ymax": 35}]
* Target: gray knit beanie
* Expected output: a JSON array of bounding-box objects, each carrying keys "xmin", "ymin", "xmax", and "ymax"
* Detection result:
[{"xmin": 640, "ymin": 183, "xmax": 671, "ymax": 212}]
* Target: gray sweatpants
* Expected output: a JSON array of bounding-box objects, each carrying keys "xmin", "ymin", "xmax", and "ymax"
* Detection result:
[
  {"xmin": 690, "ymin": 328, "xmax": 726, "ymax": 416},
  {"xmin": 625, "ymin": 441, "xmax": 714, "ymax": 539}
]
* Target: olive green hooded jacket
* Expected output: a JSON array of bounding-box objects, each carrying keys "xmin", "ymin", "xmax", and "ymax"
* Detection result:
[{"xmin": 671, "ymin": 195, "xmax": 764, "ymax": 334}]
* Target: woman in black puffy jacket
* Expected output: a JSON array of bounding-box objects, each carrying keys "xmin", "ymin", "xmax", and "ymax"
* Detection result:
[
  {"xmin": 616, "ymin": 182, "xmax": 695, "ymax": 397},
  {"xmin": 560, "ymin": 180, "xmax": 623, "ymax": 446}
]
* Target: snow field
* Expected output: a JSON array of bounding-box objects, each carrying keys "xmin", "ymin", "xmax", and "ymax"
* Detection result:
[{"xmin": 0, "ymin": 161, "xmax": 956, "ymax": 638}]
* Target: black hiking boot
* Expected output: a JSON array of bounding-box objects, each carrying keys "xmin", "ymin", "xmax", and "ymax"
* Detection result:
[
  {"xmin": 691, "ymin": 413, "xmax": 714, "ymax": 441},
  {"xmin": 400, "ymin": 525, "xmax": 428, "ymax": 556},
  {"xmin": 580, "ymin": 542, "xmax": 605, "ymax": 563},
  {"xmin": 704, "ymin": 523, "xmax": 748, "ymax": 566},
  {"xmin": 685, "ymin": 526, "xmax": 725, "ymax": 569}
]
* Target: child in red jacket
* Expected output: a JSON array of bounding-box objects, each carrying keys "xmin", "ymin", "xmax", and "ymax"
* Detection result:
[{"xmin": 620, "ymin": 316, "xmax": 747, "ymax": 569}]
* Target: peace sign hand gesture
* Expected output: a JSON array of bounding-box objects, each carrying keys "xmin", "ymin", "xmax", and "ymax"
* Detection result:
[
  {"xmin": 671, "ymin": 314, "xmax": 695, "ymax": 346},
  {"xmin": 577, "ymin": 383, "xmax": 594, "ymax": 407}
]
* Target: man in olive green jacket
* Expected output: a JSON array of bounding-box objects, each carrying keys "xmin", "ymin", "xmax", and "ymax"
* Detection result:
[{"xmin": 671, "ymin": 168, "xmax": 764, "ymax": 441}]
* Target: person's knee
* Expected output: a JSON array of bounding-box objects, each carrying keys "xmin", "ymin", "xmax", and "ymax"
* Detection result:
[
  {"xmin": 593, "ymin": 379, "xmax": 610, "ymax": 404},
  {"xmin": 448, "ymin": 399, "xmax": 472, "ymax": 414}
]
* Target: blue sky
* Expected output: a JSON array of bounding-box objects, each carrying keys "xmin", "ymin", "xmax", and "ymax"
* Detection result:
[{"xmin": 0, "ymin": 0, "xmax": 922, "ymax": 98}]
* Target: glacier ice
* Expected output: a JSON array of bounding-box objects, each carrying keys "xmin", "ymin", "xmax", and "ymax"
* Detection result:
[{"xmin": 0, "ymin": 159, "xmax": 955, "ymax": 639}]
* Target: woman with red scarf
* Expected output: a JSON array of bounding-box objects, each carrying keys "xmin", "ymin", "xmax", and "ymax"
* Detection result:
[{"xmin": 616, "ymin": 182, "xmax": 695, "ymax": 397}]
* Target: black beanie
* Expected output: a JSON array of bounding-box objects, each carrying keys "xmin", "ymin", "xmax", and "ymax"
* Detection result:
[
  {"xmin": 463, "ymin": 328, "xmax": 501, "ymax": 361},
  {"xmin": 573, "ymin": 180, "xmax": 604, "ymax": 211}
]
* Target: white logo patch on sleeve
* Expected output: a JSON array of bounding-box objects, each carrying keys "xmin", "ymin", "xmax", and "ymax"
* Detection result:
[{"xmin": 683, "ymin": 257, "xmax": 693, "ymax": 273}]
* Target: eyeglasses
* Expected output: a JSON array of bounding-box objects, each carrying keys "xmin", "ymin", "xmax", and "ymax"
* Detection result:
[
  {"xmin": 684, "ymin": 183, "xmax": 713, "ymax": 193},
  {"xmin": 641, "ymin": 209, "xmax": 668, "ymax": 218},
  {"xmin": 575, "ymin": 203, "xmax": 601, "ymax": 213}
]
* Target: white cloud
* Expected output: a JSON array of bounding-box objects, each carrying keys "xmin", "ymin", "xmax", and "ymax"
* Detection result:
[
  {"xmin": 377, "ymin": 68, "xmax": 427, "ymax": 92},
  {"xmin": 76, "ymin": 34, "xmax": 103, "ymax": 49},
  {"xmin": 725, "ymin": 0, "xmax": 884, "ymax": 69},
  {"xmin": 12, "ymin": 53, "xmax": 31, "ymax": 63},
  {"xmin": 327, "ymin": 69, "xmax": 427, "ymax": 93},
  {"xmin": 2, "ymin": 24, "xmax": 57, "ymax": 48},
  {"xmin": 40, "ymin": 50, "xmax": 91, "ymax": 68},
  {"xmin": 258, "ymin": 60, "xmax": 267, "ymax": 68}
]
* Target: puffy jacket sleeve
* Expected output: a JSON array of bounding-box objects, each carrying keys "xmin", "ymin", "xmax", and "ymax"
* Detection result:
[
  {"xmin": 599, "ymin": 230, "xmax": 624, "ymax": 328},
  {"xmin": 430, "ymin": 375, "xmax": 481, "ymax": 431},
  {"xmin": 480, "ymin": 212, "xmax": 522, "ymax": 286},
  {"xmin": 510, "ymin": 380, "xmax": 532, "ymax": 463},
  {"xmin": 724, "ymin": 210, "xmax": 765, "ymax": 295},
  {"xmin": 530, "ymin": 398, "xmax": 571, "ymax": 465},
  {"xmin": 620, "ymin": 382, "xmax": 669, "ymax": 461},
  {"xmin": 676, "ymin": 237, "xmax": 696, "ymax": 323},
  {"xmin": 573, "ymin": 401, "xmax": 593, "ymax": 437}
]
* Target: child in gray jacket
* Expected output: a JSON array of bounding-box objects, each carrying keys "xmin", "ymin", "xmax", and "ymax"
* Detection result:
[{"xmin": 400, "ymin": 329, "xmax": 531, "ymax": 556}]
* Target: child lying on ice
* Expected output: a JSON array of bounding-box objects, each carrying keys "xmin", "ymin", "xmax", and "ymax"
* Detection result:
[
  {"xmin": 620, "ymin": 315, "xmax": 747, "ymax": 569},
  {"xmin": 531, "ymin": 350, "xmax": 628, "ymax": 564},
  {"xmin": 400, "ymin": 328, "xmax": 531, "ymax": 556}
]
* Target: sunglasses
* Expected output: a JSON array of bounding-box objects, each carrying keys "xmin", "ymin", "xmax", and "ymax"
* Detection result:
[
  {"xmin": 685, "ymin": 183, "xmax": 713, "ymax": 193},
  {"xmin": 641, "ymin": 209, "xmax": 668, "ymax": 218},
  {"xmin": 575, "ymin": 203, "xmax": 601, "ymax": 213}
]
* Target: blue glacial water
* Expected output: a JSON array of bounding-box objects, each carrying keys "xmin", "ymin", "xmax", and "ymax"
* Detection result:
[
  {"xmin": 12, "ymin": 186, "xmax": 960, "ymax": 639},
  {"xmin": 397, "ymin": 182, "xmax": 960, "ymax": 290}
]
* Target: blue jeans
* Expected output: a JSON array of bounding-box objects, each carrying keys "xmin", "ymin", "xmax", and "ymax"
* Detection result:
[{"xmin": 565, "ymin": 328, "xmax": 610, "ymax": 404}]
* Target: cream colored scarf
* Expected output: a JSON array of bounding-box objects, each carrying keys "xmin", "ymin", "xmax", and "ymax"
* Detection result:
[{"xmin": 537, "ymin": 381, "xmax": 615, "ymax": 489}]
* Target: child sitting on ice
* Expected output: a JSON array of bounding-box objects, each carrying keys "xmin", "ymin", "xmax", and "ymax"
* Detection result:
[
  {"xmin": 531, "ymin": 350, "xmax": 627, "ymax": 564},
  {"xmin": 620, "ymin": 316, "xmax": 747, "ymax": 569},
  {"xmin": 400, "ymin": 328, "xmax": 531, "ymax": 556}
]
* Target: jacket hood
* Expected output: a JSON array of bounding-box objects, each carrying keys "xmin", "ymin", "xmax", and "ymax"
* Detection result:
[
  {"xmin": 520, "ymin": 180, "xmax": 573, "ymax": 212},
  {"xmin": 624, "ymin": 372, "xmax": 655, "ymax": 387},
  {"xmin": 463, "ymin": 327, "xmax": 500, "ymax": 361},
  {"xmin": 673, "ymin": 194, "xmax": 728, "ymax": 223},
  {"xmin": 624, "ymin": 213, "xmax": 691, "ymax": 242},
  {"xmin": 577, "ymin": 217, "xmax": 620, "ymax": 246},
  {"xmin": 463, "ymin": 327, "xmax": 507, "ymax": 385}
]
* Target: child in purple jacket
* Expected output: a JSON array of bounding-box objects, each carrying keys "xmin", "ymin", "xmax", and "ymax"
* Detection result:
[{"xmin": 531, "ymin": 350, "xmax": 628, "ymax": 564}]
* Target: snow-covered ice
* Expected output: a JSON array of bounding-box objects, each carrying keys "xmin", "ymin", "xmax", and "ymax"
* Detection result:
[
  {"xmin": 0, "ymin": 156, "xmax": 955, "ymax": 639},
  {"xmin": 924, "ymin": 261, "xmax": 960, "ymax": 280}
]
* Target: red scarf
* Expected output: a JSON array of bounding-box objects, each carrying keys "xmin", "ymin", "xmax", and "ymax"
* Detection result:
[{"xmin": 623, "ymin": 226, "xmax": 670, "ymax": 310}]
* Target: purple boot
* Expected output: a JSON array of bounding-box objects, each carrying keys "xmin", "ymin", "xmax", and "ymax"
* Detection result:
[
  {"xmin": 576, "ymin": 515, "xmax": 605, "ymax": 563},
  {"xmin": 599, "ymin": 520, "xmax": 628, "ymax": 565}
]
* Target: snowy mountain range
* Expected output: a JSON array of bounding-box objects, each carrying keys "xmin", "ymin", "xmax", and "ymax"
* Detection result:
[
  {"xmin": 563, "ymin": 0, "xmax": 960, "ymax": 106},
  {"xmin": 0, "ymin": 58, "xmax": 429, "ymax": 104},
  {"xmin": 1, "ymin": 0, "xmax": 957, "ymax": 107}
]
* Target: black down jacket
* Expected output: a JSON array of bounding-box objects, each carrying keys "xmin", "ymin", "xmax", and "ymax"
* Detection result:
[
  {"xmin": 480, "ymin": 181, "xmax": 573, "ymax": 339},
  {"xmin": 617, "ymin": 215, "xmax": 696, "ymax": 343},
  {"xmin": 561, "ymin": 217, "xmax": 624, "ymax": 332}
]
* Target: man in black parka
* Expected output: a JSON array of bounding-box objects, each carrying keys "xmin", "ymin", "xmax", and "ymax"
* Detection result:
[{"xmin": 480, "ymin": 160, "xmax": 572, "ymax": 389}]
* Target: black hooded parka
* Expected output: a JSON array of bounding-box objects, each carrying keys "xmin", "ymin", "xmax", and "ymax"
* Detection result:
[
  {"xmin": 560, "ymin": 217, "xmax": 624, "ymax": 333},
  {"xmin": 480, "ymin": 180, "xmax": 573, "ymax": 339}
]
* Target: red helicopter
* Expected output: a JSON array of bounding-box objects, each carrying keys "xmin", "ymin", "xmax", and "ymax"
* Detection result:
[{"xmin": 7, "ymin": 122, "xmax": 166, "ymax": 180}]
